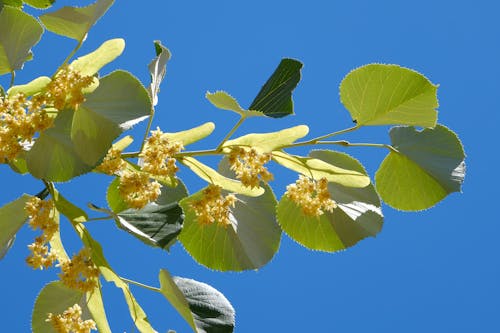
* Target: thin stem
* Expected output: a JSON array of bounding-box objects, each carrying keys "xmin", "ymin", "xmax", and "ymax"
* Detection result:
[
  {"xmin": 120, "ymin": 277, "xmax": 160, "ymax": 292},
  {"xmin": 121, "ymin": 151, "xmax": 140, "ymax": 159},
  {"xmin": 9, "ymin": 71, "xmax": 15, "ymax": 88},
  {"xmin": 86, "ymin": 216, "xmax": 113, "ymax": 222},
  {"xmin": 54, "ymin": 38, "xmax": 84, "ymax": 75},
  {"xmin": 176, "ymin": 149, "xmax": 219, "ymax": 157},
  {"xmin": 140, "ymin": 106, "xmax": 156, "ymax": 153},
  {"xmin": 288, "ymin": 125, "xmax": 361, "ymax": 148},
  {"xmin": 216, "ymin": 116, "xmax": 246, "ymax": 151},
  {"xmin": 315, "ymin": 140, "xmax": 399, "ymax": 153}
]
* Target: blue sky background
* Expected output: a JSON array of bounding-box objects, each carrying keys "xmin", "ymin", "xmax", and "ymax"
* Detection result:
[{"xmin": 1, "ymin": 0, "xmax": 498, "ymax": 332}]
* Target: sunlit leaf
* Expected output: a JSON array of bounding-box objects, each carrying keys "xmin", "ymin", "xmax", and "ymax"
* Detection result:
[
  {"xmin": 222, "ymin": 125, "xmax": 309, "ymax": 153},
  {"xmin": 148, "ymin": 40, "xmax": 171, "ymax": 106},
  {"xmin": 0, "ymin": 195, "xmax": 30, "ymax": 260},
  {"xmin": 272, "ymin": 150, "xmax": 370, "ymax": 188},
  {"xmin": 8, "ymin": 152, "xmax": 28, "ymax": 174},
  {"xmin": 277, "ymin": 150, "xmax": 383, "ymax": 252},
  {"xmin": 163, "ymin": 122, "xmax": 215, "ymax": 147},
  {"xmin": 248, "ymin": 58, "xmax": 303, "ymax": 118},
  {"xmin": 205, "ymin": 91, "xmax": 264, "ymax": 117},
  {"xmin": 340, "ymin": 64, "xmax": 438, "ymax": 127},
  {"xmin": 52, "ymin": 188, "xmax": 88, "ymax": 223},
  {"xmin": 40, "ymin": 0, "xmax": 114, "ymax": 41},
  {"xmin": 181, "ymin": 157, "xmax": 264, "ymax": 197},
  {"xmin": 86, "ymin": 284, "xmax": 112, "ymax": 333},
  {"xmin": 7, "ymin": 76, "xmax": 50, "ymax": 97},
  {"xmin": 376, "ymin": 125, "xmax": 465, "ymax": 211},
  {"xmin": 0, "ymin": 6, "xmax": 43, "ymax": 74},
  {"xmin": 179, "ymin": 182, "xmax": 280, "ymax": 271},
  {"xmin": 72, "ymin": 70, "xmax": 151, "ymax": 165},
  {"xmin": 0, "ymin": 0, "xmax": 22, "ymax": 8},
  {"xmin": 32, "ymin": 281, "xmax": 87, "ymax": 333},
  {"xmin": 71, "ymin": 38, "xmax": 125, "ymax": 76},
  {"xmin": 159, "ymin": 269, "xmax": 235, "ymax": 333},
  {"xmin": 24, "ymin": 0, "xmax": 55, "ymax": 9}
]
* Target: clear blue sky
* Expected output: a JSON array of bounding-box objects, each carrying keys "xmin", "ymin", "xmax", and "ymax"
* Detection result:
[{"xmin": 1, "ymin": 1, "xmax": 498, "ymax": 332}]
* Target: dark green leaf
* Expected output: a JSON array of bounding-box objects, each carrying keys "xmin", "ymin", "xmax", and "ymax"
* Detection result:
[
  {"xmin": 148, "ymin": 40, "xmax": 171, "ymax": 106},
  {"xmin": 248, "ymin": 58, "xmax": 302, "ymax": 118},
  {"xmin": 116, "ymin": 203, "xmax": 184, "ymax": 249},
  {"xmin": 159, "ymin": 269, "xmax": 235, "ymax": 333},
  {"xmin": 0, "ymin": 6, "xmax": 43, "ymax": 74},
  {"xmin": 376, "ymin": 125, "xmax": 466, "ymax": 211},
  {"xmin": 40, "ymin": 0, "xmax": 114, "ymax": 41}
]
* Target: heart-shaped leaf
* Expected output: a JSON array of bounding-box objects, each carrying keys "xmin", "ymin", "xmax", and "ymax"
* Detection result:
[
  {"xmin": 40, "ymin": 0, "xmax": 114, "ymax": 42},
  {"xmin": 277, "ymin": 150, "xmax": 383, "ymax": 252},
  {"xmin": 340, "ymin": 64, "xmax": 438, "ymax": 127},
  {"xmin": 159, "ymin": 269, "xmax": 235, "ymax": 333},
  {"xmin": 179, "ymin": 182, "xmax": 280, "ymax": 271},
  {"xmin": 0, "ymin": 6, "xmax": 43, "ymax": 74},
  {"xmin": 375, "ymin": 125, "xmax": 465, "ymax": 211}
]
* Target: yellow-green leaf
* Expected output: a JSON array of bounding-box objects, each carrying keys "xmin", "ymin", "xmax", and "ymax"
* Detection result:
[
  {"xmin": 162, "ymin": 122, "xmax": 215, "ymax": 146},
  {"xmin": 7, "ymin": 76, "xmax": 50, "ymax": 97},
  {"xmin": 71, "ymin": 38, "xmax": 125, "ymax": 76}
]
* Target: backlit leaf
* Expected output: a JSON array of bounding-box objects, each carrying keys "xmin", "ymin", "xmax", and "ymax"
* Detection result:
[
  {"xmin": 24, "ymin": 0, "xmax": 55, "ymax": 9},
  {"xmin": 7, "ymin": 76, "xmax": 51, "ymax": 97},
  {"xmin": 205, "ymin": 91, "xmax": 264, "ymax": 118},
  {"xmin": 340, "ymin": 64, "xmax": 438, "ymax": 127},
  {"xmin": 179, "ymin": 182, "xmax": 280, "ymax": 271},
  {"xmin": 248, "ymin": 58, "xmax": 302, "ymax": 118},
  {"xmin": 272, "ymin": 150, "xmax": 370, "ymax": 188},
  {"xmin": 40, "ymin": 0, "xmax": 114, "ymax": 41},
  {"xmin": 375, "ymin": 125, "xmax": 465, "ymax": 211},
  {"xmin": 148, "ymin": 40, "xmax": 171, "ymax": 106},
  {"xmin": 222, "ymin": 125, "xmax": 309, "ymax": 153},
  {"xmin": 0, "ymin": 195, "xmax": 30, "ymax": 260},
  {"xmin": 159, "ymin": 269, "xmax": 235, "ymax": 333},
  {"xmin": 0, "ymin": 6, "xmax": 43, "ymax": 74},
  {"xmin": 277, "ymin": 150, "xmax": 383, "ymax": 252}
]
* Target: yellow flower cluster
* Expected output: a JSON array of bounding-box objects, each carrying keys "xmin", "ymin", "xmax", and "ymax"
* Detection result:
[
  {"xmin": 58, "ymin": 248, "xmax": 100, "ymax": 293},
  {"xmin": 46, "ymin": 304, "xmax": 96, "ymax": 333},
  {"xmin": 0, "ymin": 93, "xmax": 53, "ymax": 161},
  {"xmin": 118, "ymin": 170, "xmax": 162, "ymax": 209},
  {"xmin": 140, "ymin": 128, "xmax": 184, "ymax": 177},
  {"xmin": 25, "ymin": 197, "xmax": 59, "ymax": 270},
  {"xmin": 191, "ymin": 185, "xmax": 237, "ymax": 227},
  {"xmin": 285, "ymin": 176, "xmax": 337, "ymax": 217},
  {"xmin": 96, "ymin": 147, "xmax": 126, "ymax": 175},
  {"xmin": 228, "ymin": 147, "xmax": 273, "ymax": 188},
  {"xmin": 46, "ymin": 66, "xmax": 94, "ymax": 110}
]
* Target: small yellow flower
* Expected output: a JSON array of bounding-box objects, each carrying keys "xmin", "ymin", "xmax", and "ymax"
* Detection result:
[
  {"xmin": 285, "ymin": 176, "xmax": 337, "ymax": 217},
  {"xmin": 96, "ymin": 147, "xmax": 126, "ymax": 175},
  {"xmin": 46, "ymin": 66, "xmax": 94, "ymax": 110},
  {"xmin": 228, "ymin": 147, "xmax": 273, "ymax": 188},
  {"xmin": 140, "ymin": 128, "xmax": 184, "ymax": 177},
  {"xmin": 58, "ymin": 248, "xmax": 100, "ymax": 293},
  {"xmin": 191, "ymin": 185, "xmax": 237, "ymax": 227},
  {"xmin": 47, "ymin": 304, "xmax": 97, "ymax": 333},
  {"xmin": 25, "ymin": 197, "xmax": 59, "ymax": 270},
  {"xmin": 118, "ymin": 170, "xmax": 162, "ymax": 209}
]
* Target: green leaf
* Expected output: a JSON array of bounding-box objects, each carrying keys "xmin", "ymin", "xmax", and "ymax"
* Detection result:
[
  {"xmin": 340, "ymin": 64, "xmax": 438, "ymax": 127},
  {"xmin": 74, "ymin": 223, "xmax": 157, "ymax": 333},
  {"xmin": 32, "ymin": 281, "xmax": 87, "ymax": 333},
  {"xmin": 115, "ymin": 203, "xmax": 184, "ymax": 249},
  {"xmin": 0, "ymin": 0, "xmax": 23, "ymax": 8},
  {"xmin": 0, "ymin": 195, "xmax": 30, "ymax": 260},
  {"xmin": 72, "ymin": 70, "xmax": 151, "ymax": 165},
  {"xmin": 23, "ymin": 0, "xmax": 55, "ymax": 9},
  {"xmin": 8, "ymin": 152, "xmax": 29, "ymax": 174},
  {"xmin": 179, "ymin": 182, "xmax": 280, "ymax": 271},
  {"xmin": 248, "ymin": 58, "xmax": 303, "ymax": 118},
  {"xmin": 272, "ymin": 150, "xmax": 370, "ymax": 188},
  {"xmin": 40, "ymin": 0, "xmax": 114, "ymax": 41},
  {"xmin": 26, "ymin": 109, "xmax": 93, "ymax": 181},
  {"xmin": 375, "ymin": 125, "xmax": 465, "ymax": 211},
  {"xmin": 181, "ymin": 157, "xmax": 264, "ymax": 197},
  {"xmin": 205, "ymin": 91, "xmax": 264, "ymax": 117},
  {"xmin": 0, "ymin": 6, "xmax": 43, "ymax": 75},
  {"xmin": 159, "ymin": 269, "xmax": 235, "ymax": 333},
  {"xmin": 52, "ymin": 188, "xmax": 88, "ymax": 223},
  {"xmin": 277, "ymin": 150, "xmax": 383, "ymax": 252},
  {"xmin": 148, "ymin": 40, "xmax": 171, "ymax": 106},
  {"xmin": 222, "ymin": 125, "xmax": 309, "ymax": 153},
  {"xmin": 7, "ymin": 76, "xmax": 51, "ymax": 96},
  {"xmin": 71, "ymin": 38, "xmax": 125, "ymax": 76},
  {"xmin": 163, "ymin": 122, "xmax": 215, "ymax": 147},
  {"xmin": 0, "ymin": 236, "xmax": 14, "ymax": 259}
]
